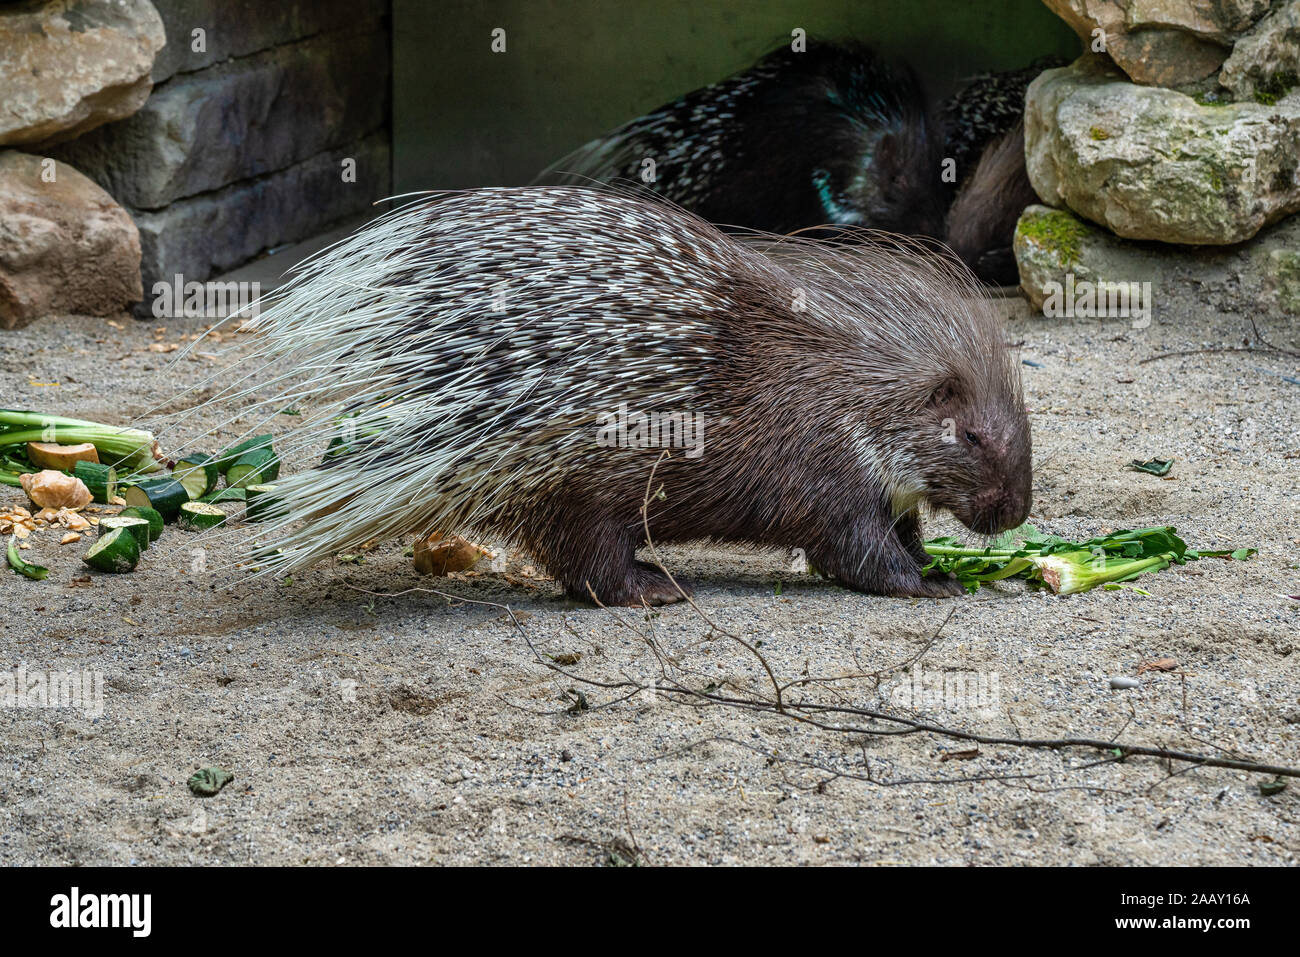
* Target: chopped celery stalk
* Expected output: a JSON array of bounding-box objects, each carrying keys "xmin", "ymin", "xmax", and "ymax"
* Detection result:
[{"xmin": 0, "ymin": 409, "xmax": 162, "ymax": 474}]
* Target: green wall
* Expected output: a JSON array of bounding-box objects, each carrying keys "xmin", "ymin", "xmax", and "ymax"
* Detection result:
[{"xmin": 393, "ymin": 0, "xmax": 1079, "ymax": 192}]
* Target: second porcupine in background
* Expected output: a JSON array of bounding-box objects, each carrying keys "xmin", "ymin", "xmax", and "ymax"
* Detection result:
[
  {"xmin": 939, "ymin": 56, "xmax": 1070, "ymax": 285},
  {"xmin": 943, "ymin": 118, "xmax": 1038, "ymax": 286},
  {"xmin": 536, "ymin": 41, "xmax": 947, "ymax": 239},
  {"xmin": 538, "ymin": 44, "xmax": 1067, "ymax": 285},
  {"xmin": 182, "ymin": 187, "xmax": 1032, "ymax": 606}
]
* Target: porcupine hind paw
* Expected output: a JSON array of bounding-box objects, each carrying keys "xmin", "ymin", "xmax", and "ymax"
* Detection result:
[
  {"xmin": 627, "ymin": 561, "xmax": 693, "ymax": 606},
  {"xmin": 571, "ymin": 561, "xmax": 693, "ymax": 607}
]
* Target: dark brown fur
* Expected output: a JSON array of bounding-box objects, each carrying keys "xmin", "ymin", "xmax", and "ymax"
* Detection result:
[
  {"xmin": 516, "ymin": 389, "xmax": 1031, "ymax": 607},
  {"xmin": 472, "ymin": 211, "xmax": 1032, "ymax": 606},
  {"xmin": 944, "ymin": 122, "xmax": 1039, "ymax": 286}
]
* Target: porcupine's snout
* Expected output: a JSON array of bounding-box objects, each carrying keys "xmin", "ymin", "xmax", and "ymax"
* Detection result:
[{"xmin": 958, "ymin": 426, "xmax": 1032, "ymax": 535}]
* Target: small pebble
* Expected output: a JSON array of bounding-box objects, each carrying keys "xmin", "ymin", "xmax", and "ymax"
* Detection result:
[
  {"xmin": 560, "ymin": 749, "xmax": 573, "ymax": 762},
  {"xmin": 1109, "ymin": 676, "xmax": 1140, "ymax": 690}
]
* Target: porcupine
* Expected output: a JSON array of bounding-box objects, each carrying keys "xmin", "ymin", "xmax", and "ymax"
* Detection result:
[
  {"xmin": 536, "ymin": 40, "xmax": 947, "ymax": 239},
  {"xmin": 939, "ymin": 56, "xmax": 1070, "ymax": 284},
  {"xmin": 537, "ymin": 43, "xmax": 1072, "ymax": 284},
  {"xmin": 195, "ymin": 187, "xmax": 1031, "ymax": 606}
]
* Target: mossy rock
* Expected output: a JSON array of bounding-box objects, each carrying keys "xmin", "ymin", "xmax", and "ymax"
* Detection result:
[
  {"xmin": 1026, "ymin": 55, "xmax": 1300, "ymax": 245},
  {"xmin": 1014, "ymin": 203, "xmax": 1300, "ymax": 318},
  {"xmin": 1265, "ymin": 249, "xmax": 1300, "ymax": 314},
  {"xmin": 1014, "ymin": 207, "xmax": 1097, "ymax": 271}
]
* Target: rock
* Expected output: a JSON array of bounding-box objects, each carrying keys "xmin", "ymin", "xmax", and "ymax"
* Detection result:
[
  {"xmin": 0, "ymin": 151, "xmax": 142, "ymax": 329},
  {"xmin": 0, "ymin": 0, "xmax": 165, "ymax": 148},
  {"xmin": 1220, "ymin": 2, "xmax": 1300, "ymax": 103},
  {"xmin": 1014, "ymin": 203, "xmax": 1300, "ymax": 316},
  {"xmin": 1042, "ymin": 0, "xmax": 1270, "ymax": 85},
  {"xmin": 1109, "ymin": 676, "xmax": 1140, "ymax": 690},
  {"xmin": 151, "ymin": 0, "xmax": 369, "ymax": 83},
  {"xmin": 132, "ymin": 133, "xmax": 390, "ymax": 293},
  {"xmin": 1015, "ymin": 206, "xmax": 1110, "ymax": 311},
  {"xmin": 1118, "ymin": 0, "xmax": 1270, "ymax": 43},
  {"xmin": 1025, "ymin": 55, "xmax": 1300, "ymax": 245},
  {"xmin": 50, "ymin": 26, "xmax": 389, "ymax": 210},
  {"xmin": 1107, "ymin": 30, "xmax": 1227, "ymax": 87},
  {"xmin": 1264, "ymin": 244, "xmax": 1300, "ymax": 313}
]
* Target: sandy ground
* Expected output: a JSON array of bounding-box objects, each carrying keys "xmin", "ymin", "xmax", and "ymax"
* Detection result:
[{"xmin": 0, "ymin": 286, "xmax": 1297, "ymax": 867}]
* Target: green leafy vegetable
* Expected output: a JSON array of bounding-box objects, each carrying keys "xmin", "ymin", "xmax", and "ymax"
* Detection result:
[
  {"xmin": 323, "ymin": 403, "xmax": 400, "ymax": 461},
  {"xmin": 1259, "ymin": 777, "xmax": 1287, "ymax": 797},
  {"xmin": 188, "ymin": 766, "xmax": 234, "ymax": 797},
  {"xmin": 1128, "ymin": 458, "xmax": 1174, "ymax": 476},
  {"xmin": 0, "ymin": 451, "xmax": 34, "ymax": 487},
  {"xmin": 923, "ymin": 524, "xmax": 1255, "ymax": 595}
]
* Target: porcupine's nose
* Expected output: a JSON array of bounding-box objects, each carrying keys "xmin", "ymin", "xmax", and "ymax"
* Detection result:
[
  {"xmin": 999, "ymin": 484, "xmax": 1032, "ymax": 530},
  {"xmin": 970, "ymin": 481, "xmax": 1031, "ymax": 534}
]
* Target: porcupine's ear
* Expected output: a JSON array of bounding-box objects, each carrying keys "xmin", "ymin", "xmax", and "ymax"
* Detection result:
[
  {"xmin": 927, "ymin": 377, "xmax": 962, "ymax": 410},
  {"xmin": 875, "ymin": 131, "xmax": 903, "ymax": 185}
]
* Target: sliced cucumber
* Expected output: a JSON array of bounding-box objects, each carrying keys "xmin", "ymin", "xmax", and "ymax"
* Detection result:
[
  {"xmin": 172, "ymin": 454, "xmax": 218, "ymax": 499},
  {"xmin": 244, "ymin": 484, "xmax": 285, "ymax": 522},
  {"xmin": 179, "ymin": 502, "xmax": 227, "ymax": 530},
  {"xmin": 199, "ymin": 487, "xmax": 247, "ymax": 504},
  {"xmin": 98, "ymin": 516, "xmax": 152, "ymax": 550},
  {"xmin": 213, "ymin": 434, "xmax": 273, "ymax": 475},
  {"xmin": 123, "ymin": 477, "xmax": 189, "ymax": 522},
  {"xmin": 118, "ymin": 505, "xmax": 163, "ymax": 543},
  {"xmin": 82, "ymin": 527, "xmax": 140, "ymax": 573},
  {"xmin": 73, "ymin": 461, "xmax": 118, "ymax": 504},
  {"xmin": 226, "ymin": 448, "xmax": 280, "ymax": 488}
]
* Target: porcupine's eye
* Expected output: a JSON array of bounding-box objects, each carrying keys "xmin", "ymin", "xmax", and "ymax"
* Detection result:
[{"xmin": 965, "ymin": 431, "xmax": 980, "ymax": 446}]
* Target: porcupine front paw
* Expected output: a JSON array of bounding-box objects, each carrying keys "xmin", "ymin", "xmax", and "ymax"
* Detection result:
[
  {"xmin": 911, "ymin": 571, "xmax": 965, "ymax": 598},
  {"xmin": 894, "ymin": 509, "xmax": 935, "ymax": 567},
  {"xmin": 898, "ymin": 518, "xmax": 963, "ymax": 596},
  {"xmin": 820, "ymin": 512, "xmax": 966, "ymax": 599},
  {"xmin": 869, "ymin": 565, "xmax": 964, "ymax": 598}
]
